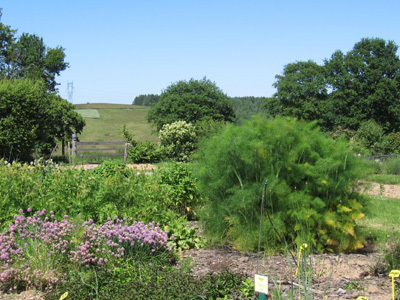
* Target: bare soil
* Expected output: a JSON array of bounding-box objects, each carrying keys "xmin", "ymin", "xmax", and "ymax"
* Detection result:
[{"xmin": 3, "ymin": 178, "xmax": 400, "ymax": 300}]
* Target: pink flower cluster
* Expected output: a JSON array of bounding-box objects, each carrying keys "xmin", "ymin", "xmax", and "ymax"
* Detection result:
[
  {"xmin": 70, "ymin": 217, "xmax": 170, "ymax": 267},
  {"xmin": 0, "ymin": 209, "xmax": 172, "ymax": 293}
]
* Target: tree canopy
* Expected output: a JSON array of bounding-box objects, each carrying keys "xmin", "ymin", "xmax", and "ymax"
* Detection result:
[
  {"xmin": 0, "ymin": 78, "xmax": 85, "ymax": 161},
  {"xmin": 147, "ymin": 78, "xmax": 235, "ymax": 131},
  {"xmin": 265, "ymin": 38, "xmax": 400, "ymax": 133},
  {"xmin": 0, "ymin": 10, "xmax": 68, "ymax": 91},
  {"xmin": 0, "ymin": 10, "xmax": 84, "ymax": 161}
]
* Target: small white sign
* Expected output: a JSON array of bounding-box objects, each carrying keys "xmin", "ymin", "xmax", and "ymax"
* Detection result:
[{"xmin": 254, "ymin": 274, "xmax": 268, "ymax": 294}]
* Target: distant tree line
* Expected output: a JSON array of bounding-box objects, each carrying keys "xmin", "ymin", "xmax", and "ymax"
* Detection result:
[
  {"xmin": 132, "ymin": 94, "xmax": 160, "ymax": 106},
  {"xmin": 134, "ymin": 93, "xmax": 266, "ymax": 124}
]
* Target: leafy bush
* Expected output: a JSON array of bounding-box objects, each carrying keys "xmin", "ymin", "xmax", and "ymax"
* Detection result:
[
  {"xmin": 91, "ymin": 160, "xmax": 129, "ymax": 177},
  {"xmin": 165, "ymin": 217, "xmax": 206, "ymax": 252},
  {"xmin": 159, "ymin": 120, "xmax": 197, "ymax": 162},
  {"xmin": 355, "ymin": 120, "xmax": 385, "ymax": 152},
  {"xmin": 157, "ymin": 162, "xmax": 200, "ymax": 217},
  {"xmin": 193, "ymin": 116, "xmax": 367, "ymax": 252},
  {"xmin": 385, "ymin": 132, "xmax": 400, "ymax": 154},
  {"xmin": 121, "ymin": 125, "xmax": 164, "ymax": 163}
]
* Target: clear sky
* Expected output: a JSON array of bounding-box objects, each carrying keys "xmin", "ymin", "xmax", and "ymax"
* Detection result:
[{"xmin": 1, "ymin": 1, "xmax": 400, "ymax": 104}]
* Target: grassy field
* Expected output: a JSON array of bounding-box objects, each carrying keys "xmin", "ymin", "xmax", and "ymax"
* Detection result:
[
  {"xmin": 74, "ymin": 103, "xmax": 157, "ymax": 143},
  {"xmin": 74, "ymin": 103, "xmax": 146, "ymax": 109},
  {"xmin": 358, "ymin": 194, "xmax": 400, "ymax": 244},
  {"xmin": 55, "ymin": 103, "xmax": 157, "ymax": 162}
]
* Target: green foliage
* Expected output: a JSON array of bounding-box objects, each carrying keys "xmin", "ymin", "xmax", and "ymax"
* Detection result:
[
  {"xmin": 265, "ymin": 38, "xmax": 400, "ymax": 134},
  {"xmin": 91, "ymin": 160, "xmax": 129, "ymax": 178},
  {"xmin": 159, "ymin": 120, "xmax": 197, "ymax": 162},
  {"xmin": 132, "ymin": 94, "xmax": 160, "ymax": 106},
  {"xmin": 166, "ymin": 217, "xmax": 206, "ymax": 252},
  {"xmin": 0, "ymin": 79, "xmax": 49, "ymax": 161},
  {"xmin": 0, "ymin": 159, "xmax": 201, "ymax": 228},
  {"xmin": 230, "ymin": 96, "xmax": 268, "ymax": 124},
  {"xmin": 0, "ymin": 78, "xmax": 84, "ymax": 161},
  {"xmin": 193, "ymin": 116, "xmax": 366, "ymax": 252},
  {"xmin": 381, "ymin": 231, "xmax": 400, "ymax": 272},
  {"xmin": 355, "ymin": 120, "xmax": 388, "ymax": 155},
  {"xmin": 195, "ymin": 118, "xmax": 227, "ymax": 140},
  {"xmin": 0, "ymin": 16, "xmax": 68, "ymax": 92},
  {"xmin": 121, "ymin": 125, "xmax": 163, "ymax": 163},
  {"xmin": 380, "ymin": 157, "xmax": 400, "ymax": 175},
  {"xmin": 265, "ymin": 61, "xmax": 331, "ymax": 129},
  {"xmin": 147, "ymin": 77, "xmax": 235, "ymax": 131},
  {"xmin": 47, "ymin": 266, "xmax": 253, "ymax": 300},
  {"xmin": 382, "ymin": 132, "xmax": 400, "ymax": 154},
  {"xmin": 157, "ymin": 162, "xmax": 201, "ymax": 218}
]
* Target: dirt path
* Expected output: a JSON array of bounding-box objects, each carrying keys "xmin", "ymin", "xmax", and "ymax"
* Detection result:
[
  {"xmin": 359, "ymin": 181, "xmax": 400, "ymax": 198},
  {"xmin": 180, "ymin": 248, "xmax": 391, "ymax": 299}
]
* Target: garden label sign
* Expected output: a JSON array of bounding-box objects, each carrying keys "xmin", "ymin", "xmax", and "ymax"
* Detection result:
[{"xmin": 254, "ymin": 274, "xmax": 268, "ymax": 294}]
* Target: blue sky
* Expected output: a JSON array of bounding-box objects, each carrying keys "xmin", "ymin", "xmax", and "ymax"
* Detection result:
[{"xmin": 1, "ymin": 1, "xmax": 400, "ymax": 104}]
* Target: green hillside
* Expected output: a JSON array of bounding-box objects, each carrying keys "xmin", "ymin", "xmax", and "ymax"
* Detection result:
[{"xmin": 74, "ymin": 103, "xmax": 158, "ymax": 143}]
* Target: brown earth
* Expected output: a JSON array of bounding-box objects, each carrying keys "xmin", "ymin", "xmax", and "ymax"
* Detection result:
[{"xmin": 3, "ymin": 178, "xmax": 400, "ymax": 300}]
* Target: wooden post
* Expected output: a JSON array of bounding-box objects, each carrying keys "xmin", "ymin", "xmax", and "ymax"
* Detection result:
[
  {"xmin": 72, "ymin": 133, "xmax": 77, "ymax": 157},
  {"xmin": 67, "ymin": 141, "xmax": 71, "ymax": 164},
  {"xmin": 124, "ymin": 143, "xmax": 128, "ymax": 163}
]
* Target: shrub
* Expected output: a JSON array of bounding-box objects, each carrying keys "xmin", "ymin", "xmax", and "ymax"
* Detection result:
[
  {"xmin": 121, "ymin": 125, "xmax": 164, "ymax": 163},
  {"xmin": 193, "ymin": 116, "xmax": 367, "ymax": 253},
  {"xmin": 159, "ymin": 121, "xmax": 197, "ymax": 162},
  {"xmin": 157, "ymin": 162, "xmax": 200, "ymax": 217}
]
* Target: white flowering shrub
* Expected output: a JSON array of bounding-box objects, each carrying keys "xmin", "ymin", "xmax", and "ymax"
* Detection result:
[{"xmin": 159, "ymin": 121, "xmax": 197, "ymax": 162}]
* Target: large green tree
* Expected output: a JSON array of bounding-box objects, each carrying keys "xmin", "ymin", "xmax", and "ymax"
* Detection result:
[
  {"xmin": 325, "ymin": 38, "xmax": 400, "ymax": 132},
  {"xmin": 265, "ymin": 38, "xmax": 400, "ymax": 133},
  {"xmin": 147, "ymin": 78, "xmax": 235, "ymax": 131},
  {"xmin": 0, "ymin": 78, "xmax": 85, "ymax": 161},
  {"xmin": 0, "ymin": 10, "xmax": 68, "ymax": 91},
  {"xmin": 265, "ymin": 61, "xmax": 332, "ymax": 129}
]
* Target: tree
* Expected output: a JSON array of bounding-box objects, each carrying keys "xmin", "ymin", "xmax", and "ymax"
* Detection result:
[
  {"xmin": 325, "ymin": 38, "xmax": 400, "ymax": 132},
  {"xmin": 230, "ymin": 96, "xmax": 267, "ymax": 124},
  {"xmin": 0, "ymin": 78, "xmax": 85, "ymax": 161},
  {"xmin": 265, "ymin": 38, "xmax": 400, "ymax": 133},
  {"xmin": 265, "ymin": 60, "xmax": 333, "ymax": 130},
  {"xmin": 46, "ymin": 94, "xmax": 85, "ymax": 156},
  {"xmin": 0, "ymin": 13, "xmax": 68, "ymax": 91},
  {"xmin": 147, "ymin": 78, "xmax": 235, "ymax": 131}
]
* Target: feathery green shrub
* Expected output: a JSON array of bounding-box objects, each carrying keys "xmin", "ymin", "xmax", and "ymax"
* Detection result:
[{"xmin": 193, "ymin": 116, "xmax": 367, "ymax": 252}]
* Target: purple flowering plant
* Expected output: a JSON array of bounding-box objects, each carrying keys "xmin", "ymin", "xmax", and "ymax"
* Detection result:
[{"xmin": 0, "ymin": 209, "xmax": 174, "ymax": 294}]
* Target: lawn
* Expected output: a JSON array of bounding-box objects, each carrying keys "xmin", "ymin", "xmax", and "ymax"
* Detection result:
[{"xmin": 358, "ymin": 194, "xmax": 400, "ymax": 243}]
